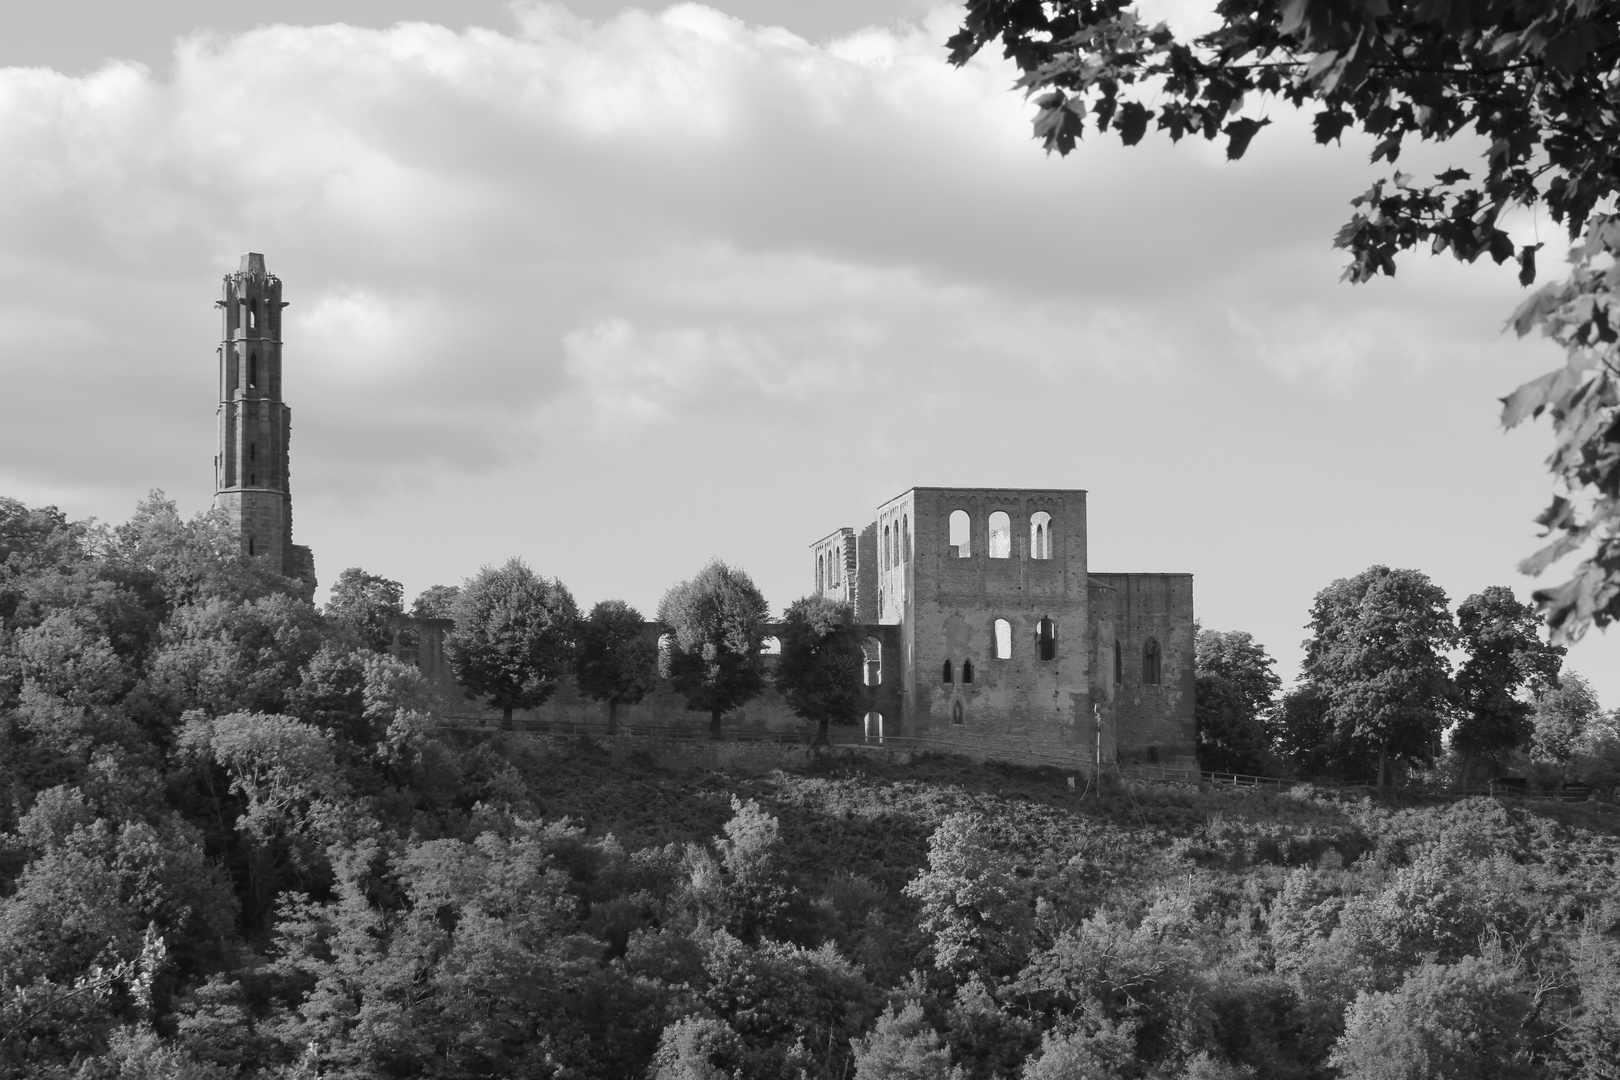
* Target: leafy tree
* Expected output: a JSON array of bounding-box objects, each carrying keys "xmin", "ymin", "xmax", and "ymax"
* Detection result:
[
  {"xmin": 148, "ymin": 594, "xmax": 324, "ymax": 717},
  {"xmin": 774, "ymin": 595, "xmax": 865, "ymax": 747},
  {"xmin": 1300, "ymin": 566, "xmax": 1455, "ymax": 787},
  {"xmin": 574, "ymin": 599, "xmax": 657, "ymax": 735},
  {"xmin": 852, "ymin": 1002, "xmax": 965, "ymax": 1080},
  {"xmin": 446, "ymin": 559, "xmax": 579, "ymax": 729},
  {"xmin": 1452, "ymin": 586, "xmax": 1564, "ymax": 783},
  {"xmin": 656, "ymin": 560, "xmax": 769, "ymax": 740},
  {"xmin": 903, "ymin": 813, "xmax": 1031, "ymax": 983},
  {"xmin": 323, "ymin": 568, "xmax": 403, "ymax": 653},
  {"xmin": 1531, "ymin": 669, "xmax": 1602, "ymax": 763},
  {"xmin": 409, "ymin": 583, "xmax": 459, "ymax": 621},
  {"xmin": 1328, "ymin": 953, "xmax": 1538, "ymax": 1080},
  {"xmin": 946, "ymin": 1, "xmax": 1620, "ymax": 640},
  {"xmin": 1194, "ymin": 629, "xmax": 1280, "ymax": 774}
]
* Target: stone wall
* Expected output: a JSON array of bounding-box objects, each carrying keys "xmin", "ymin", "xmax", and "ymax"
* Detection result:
[{"xmin": 1088, "ymin": 572, "xmax": 1196, "ymax": 766}]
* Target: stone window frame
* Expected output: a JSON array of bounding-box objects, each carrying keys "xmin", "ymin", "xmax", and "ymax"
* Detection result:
[
  {"xmin": 1030, "ymin": 511, "xmax": 1054, "ymax": 560},
  {"xmin": 1142, "ymin": 638, "xmax": 1162, "ymax": 685},
  {"xmin": 993, "ymin": 618, "xmax": 1012, "ymax": 659},
  {"xmin": 987, "ymin": 511, "xmax": 1012, "ymax": 559},
  {"xmin": 948, "ymin": 509, "xmax": 972, "ymax": 558},
  {"xmin": 1037, "ymin": 617, "xmax": 1056, "ymax": 661}
]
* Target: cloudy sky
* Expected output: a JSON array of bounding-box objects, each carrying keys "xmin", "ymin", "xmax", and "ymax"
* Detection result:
[{"xmin": 2, "ymin": 0, "xmax": 1613, "ymax": 703}]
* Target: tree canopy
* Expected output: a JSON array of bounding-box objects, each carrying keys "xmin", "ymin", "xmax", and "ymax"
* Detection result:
[
  {"xmin": 1452, "ymin": 586, "xmax": 1564, "ymax": 780},
  {"xmin": 573, "ymin": 599, "xmax": 658, "ymax": 734},
  {"xmin": 1194, "ymin": 628, "xmax": 1280, "ymax": 774},
  {"xmin": 948, "ymin": 0, "xmax": 1620, "ymax": 640},
  {"xmin": 656, "ymin": 561, "xmax": 770, "ymax": 740},
  {"xmin": 323, "ymin": 568, "xmax": 404, "ymax": 653},
  {"xmin": 773, "ymin": 596, "xmax": 866, "ymax": 747},
  {"xmin": 445, "ymin": 559, "xmax": 579, "ymax": 728},
  {"xmin": 1300, "ymin": 566, "xmax": 1456, "ymax": 786}
]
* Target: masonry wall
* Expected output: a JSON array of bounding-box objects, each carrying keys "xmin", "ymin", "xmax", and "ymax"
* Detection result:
[
  {"xmin": 900, "ymin": 488, "xmax": 1093, "ymax": 761},
  {"xmin": 1089, "ymin": 572, "xmax": 1196, "ymax": 766}
]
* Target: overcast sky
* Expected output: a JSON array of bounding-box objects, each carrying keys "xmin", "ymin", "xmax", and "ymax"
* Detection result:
[{"xmin": 2, "ymin": 0, "xmax": 1612, "ymax": 704}]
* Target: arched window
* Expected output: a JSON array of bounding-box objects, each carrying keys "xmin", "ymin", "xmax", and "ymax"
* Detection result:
[
  {"xmin": 951, "ymin": 699, "xmax": 964, "ymax": 725},
  {"xmin": 902, "ymin": 515, "xmax": 910, "ymax": 563},
  {"xmin": 863, "ymin": 637, "xmax": 882, "ymax": 686},
  {"xmin": 962, "ymin": 659, "xmax": 974, "ymax": 684},
  {"xmin": 817, "ymin": 554, "xmax": 825, "ymax": 591},
  {"xmin": 941, "ymin": 659, "xmax": 953, "ymax": 684},
  {"xmin": 1114, "ymin": 640, "xmax": 1122, "ymax": 684},
  {"xmin": 1037, "ymin": 617, "xmax": 1056, "ymax": 661},
  {"xmin": 1030, "ymin": 511, "xmax": 1053, "ymax": 559},
  {"xmin": 988, "ymin": 512, "xmax": 1011, "ymax": 558},
  {"xmin": 949, "ymin": 510, "xmax": 971, "ymax": 558},
  {"xmin": 993, "ymin": 618, "xmax": 1012, "ymax": 659},
  {"xmin": 1142, "ymin": 638, "xmax": 1161, "ymax": 685},
  {"xmin": 760, "ymin": 636, "xmax": 782, "ymax": 656},
  {"xmin": 865, "ymin": 712, "xmax": 883, "ymax": 742},
  {"xmin": 883, "ymin": 524, "xmax": 892, "ymax": 569},
  {"xmin": 248, "ymin": 352, "xmax": 258, "ymax": 388}
]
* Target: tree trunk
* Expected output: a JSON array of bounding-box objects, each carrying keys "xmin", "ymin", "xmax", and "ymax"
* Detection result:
[
  {"xmin": 1458, "ymin": 747, "xmax": 1473, "ymax": 791},
  {"xmin": 710, "ymin": 709, "xmax": 724, "ymax": 741},
  {"xmin": 607, "ymin": 699, "xmax": 619, "ymax": 738},
  {"xmin": 502, "ymin": 705, "xmax": 514, "ymax": 731},
  {"xmin": 1377, "ymin": 743, "xmax": 1388, "ymax": 789},
  {"xmin": 814, "ymin": 717, "xmax": 830, "ymax": 748}
]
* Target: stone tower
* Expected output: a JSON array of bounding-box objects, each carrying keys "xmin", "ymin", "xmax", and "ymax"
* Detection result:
[{"xmin": 213, "ymin": 253, "xmax": 315, "ymax": 588}]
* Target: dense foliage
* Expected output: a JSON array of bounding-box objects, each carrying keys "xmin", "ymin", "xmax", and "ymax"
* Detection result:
[
  {"xmin": 947, "ymin": 0, "xmax": 1620, "ymax": 640},
  {"xmin": 773, "ymin": 596, "xmax": 866, "ymax": 747},
  {"xmin": 446, "ymin": 560, "xmax": 580, "ymax": 728},
  {"xmin": 8, "ymin": 494, "xmax": 1620, "ymax": 1077},
  {"xmin": 656, "ymin": 561, "xmax": 770, "ymax": 740}
]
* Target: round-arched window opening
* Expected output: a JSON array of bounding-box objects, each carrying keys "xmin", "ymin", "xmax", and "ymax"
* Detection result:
[
  {"xmin": 1142, "ymin": 638, "xmax": 1162, "ymax": 685},
  {"xmin": 1030, "ymin": 511, "xmax": 1053, "ymax": 560},
  {"xmin": 951, "ymin": 699, "xmax": 964, "ymax": 725},
  {"xmin": 993, "ymin": 618, "xmax": 1012, "ymax": 659},
  {"xmin": 988, "ymin": 512, "xmax": 1011, "ymax": 559},
  {"xmin": 949, "ymin": 509, "xmax": 971, "ymax": 558},
  {"xmin": 1037, "ymin": 617, "xmax": 1056, "ymax": 661},
  {"xmin": 962, "ymin": 659, "xmax": 974, "ymax": 684},
  {"xmin": 941, "ymin": 659, "xmax": 954, "ymax": 684}
]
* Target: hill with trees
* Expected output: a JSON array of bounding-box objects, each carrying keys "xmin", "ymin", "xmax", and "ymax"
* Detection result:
[{"xmin": 5, "ymin": 493, "xmax": 1620, "ymax": 1078}]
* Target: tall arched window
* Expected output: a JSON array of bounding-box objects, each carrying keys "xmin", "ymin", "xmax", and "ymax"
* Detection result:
[
  {"xmin": 993, "ymin": 618, "xmax": 1012, "ymax": 659},
  {"xmin": 1037, "ymin": 617, "xmax": 1056, "ymax": 661},
  {"xmin": 962, "ymin": 659, "xmax": 974, "ymax": 684},
  {"xmin": 1114, "ymin": 640, "xmax": 1122, "ymax": 684},
  {"xmin": 817, "ymin": 554, "xmax": 825, "ymax": 591},
  {"xmin": 883, "ymin": 524, "xmax": 892, "ymax": 569},
  {"xmin": 952, "ymin": 699, "xmax": 964, "ymax": 725},
  {"xmin": 949, "ymin": 510, "xmax": 971, "ymax": 558},
  {"xmin": 1142, "ymin": 638, "xmax": 1161, "ymax": 685},
  {"xmin": 1030, "ymin": 511, "xmax": 1053, "ymax": 559},
  {"xmin": 941, "ymin": 660, "xmax": 953, "ymax": 684},
  {"xmin": 902, "ymin": 515, "xmax": 910, "ymax": 563},
  {"xmin": 248, "ymin": 352, "xmax": 258, "ymax": 388},
  {"xmin": 988, "ymin": 512, "xmax": 1011, "ymax": 558}
]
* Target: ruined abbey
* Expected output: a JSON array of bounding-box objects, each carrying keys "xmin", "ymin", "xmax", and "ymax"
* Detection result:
[{"xmin": 213, "ymin": 255, "xmax": 1196, "ymax": 766}]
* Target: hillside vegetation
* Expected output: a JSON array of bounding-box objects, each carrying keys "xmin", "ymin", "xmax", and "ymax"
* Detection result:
[{"xmin": 4, "ymin": 493, "xmax": 1620, "ymax": 1079}]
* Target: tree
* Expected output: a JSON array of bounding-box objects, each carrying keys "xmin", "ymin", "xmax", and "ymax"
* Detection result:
[
  {"xmin": 947, "ymin": 1, "xmax": 1620, "ymax": 641},
  {"xmin": 445, "ymin": 559, "xmax": 578, "ymax": 729},
  {"xmin": 574, "ymin": 600, "xmax": 657, "ymax": 735},
  {"xmin": 851, "ymin": 1003, "xmax": 965, "ymax": 1080},
  {"xmin": 1300, "ymin": 566, "xmax": 1455, "ymax": 787},
  {"xmin": 324, "ymin": 568, "xmax": 403, "ymax": 653},
  {"xmin": 409, "ymin": 584, "xmax": 459, "ymax": 621},
  {"xmin": 903, "ymin": 813, "xmax": 1031, "ymax": 982},
  {"xmin": 656, "ymin": 561, "xmax": 769, "ymax": 740},
  {"xmin": 1194, "ymin": 629, "xmax": 1280, "ymax": 774},
  {"xmin": 774, "ymin": 596, "xmax": 866, "ymax": 747},
  {"xmin": 1328, "ymin": 954, "xmax": 1538, "ymax": 1080},
  {"xmin": 1452, "ymin": 586, "xmax": 1564, "ymax": 783},
  {"xmin": 1531, "ymin": 669, "xmax": 1602, "ymax": 763}
]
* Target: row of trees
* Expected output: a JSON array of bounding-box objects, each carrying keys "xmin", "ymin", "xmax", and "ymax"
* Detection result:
[
  {"xmin": 1196, "ymin": 566, "xmax": 1617, "ymax": 789},
  {"xmin": 403, "ymin": 558, "xmax": 868, "ymax": 743}
]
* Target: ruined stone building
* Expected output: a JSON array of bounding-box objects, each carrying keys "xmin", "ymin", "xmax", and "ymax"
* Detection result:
[
  {"xmin": 811, "ymin": 489, "xmax": 1196, "ymax": 766},
  {"xmin": 209, "ymin": 256, "xmax": 1193, "ymax": 765},
  {"xmin": 213, "ymin": 253, "xmax": 314, "ymax": 587}
]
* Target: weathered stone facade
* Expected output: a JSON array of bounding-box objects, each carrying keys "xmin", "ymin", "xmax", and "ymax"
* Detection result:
[
  {"xmin": 213, "ymin": 253, "xmax": 314, "ymax": 588},
  {"xmin": 818, "ymin": 487, "xmax": 1196, "ymax": 766}
]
